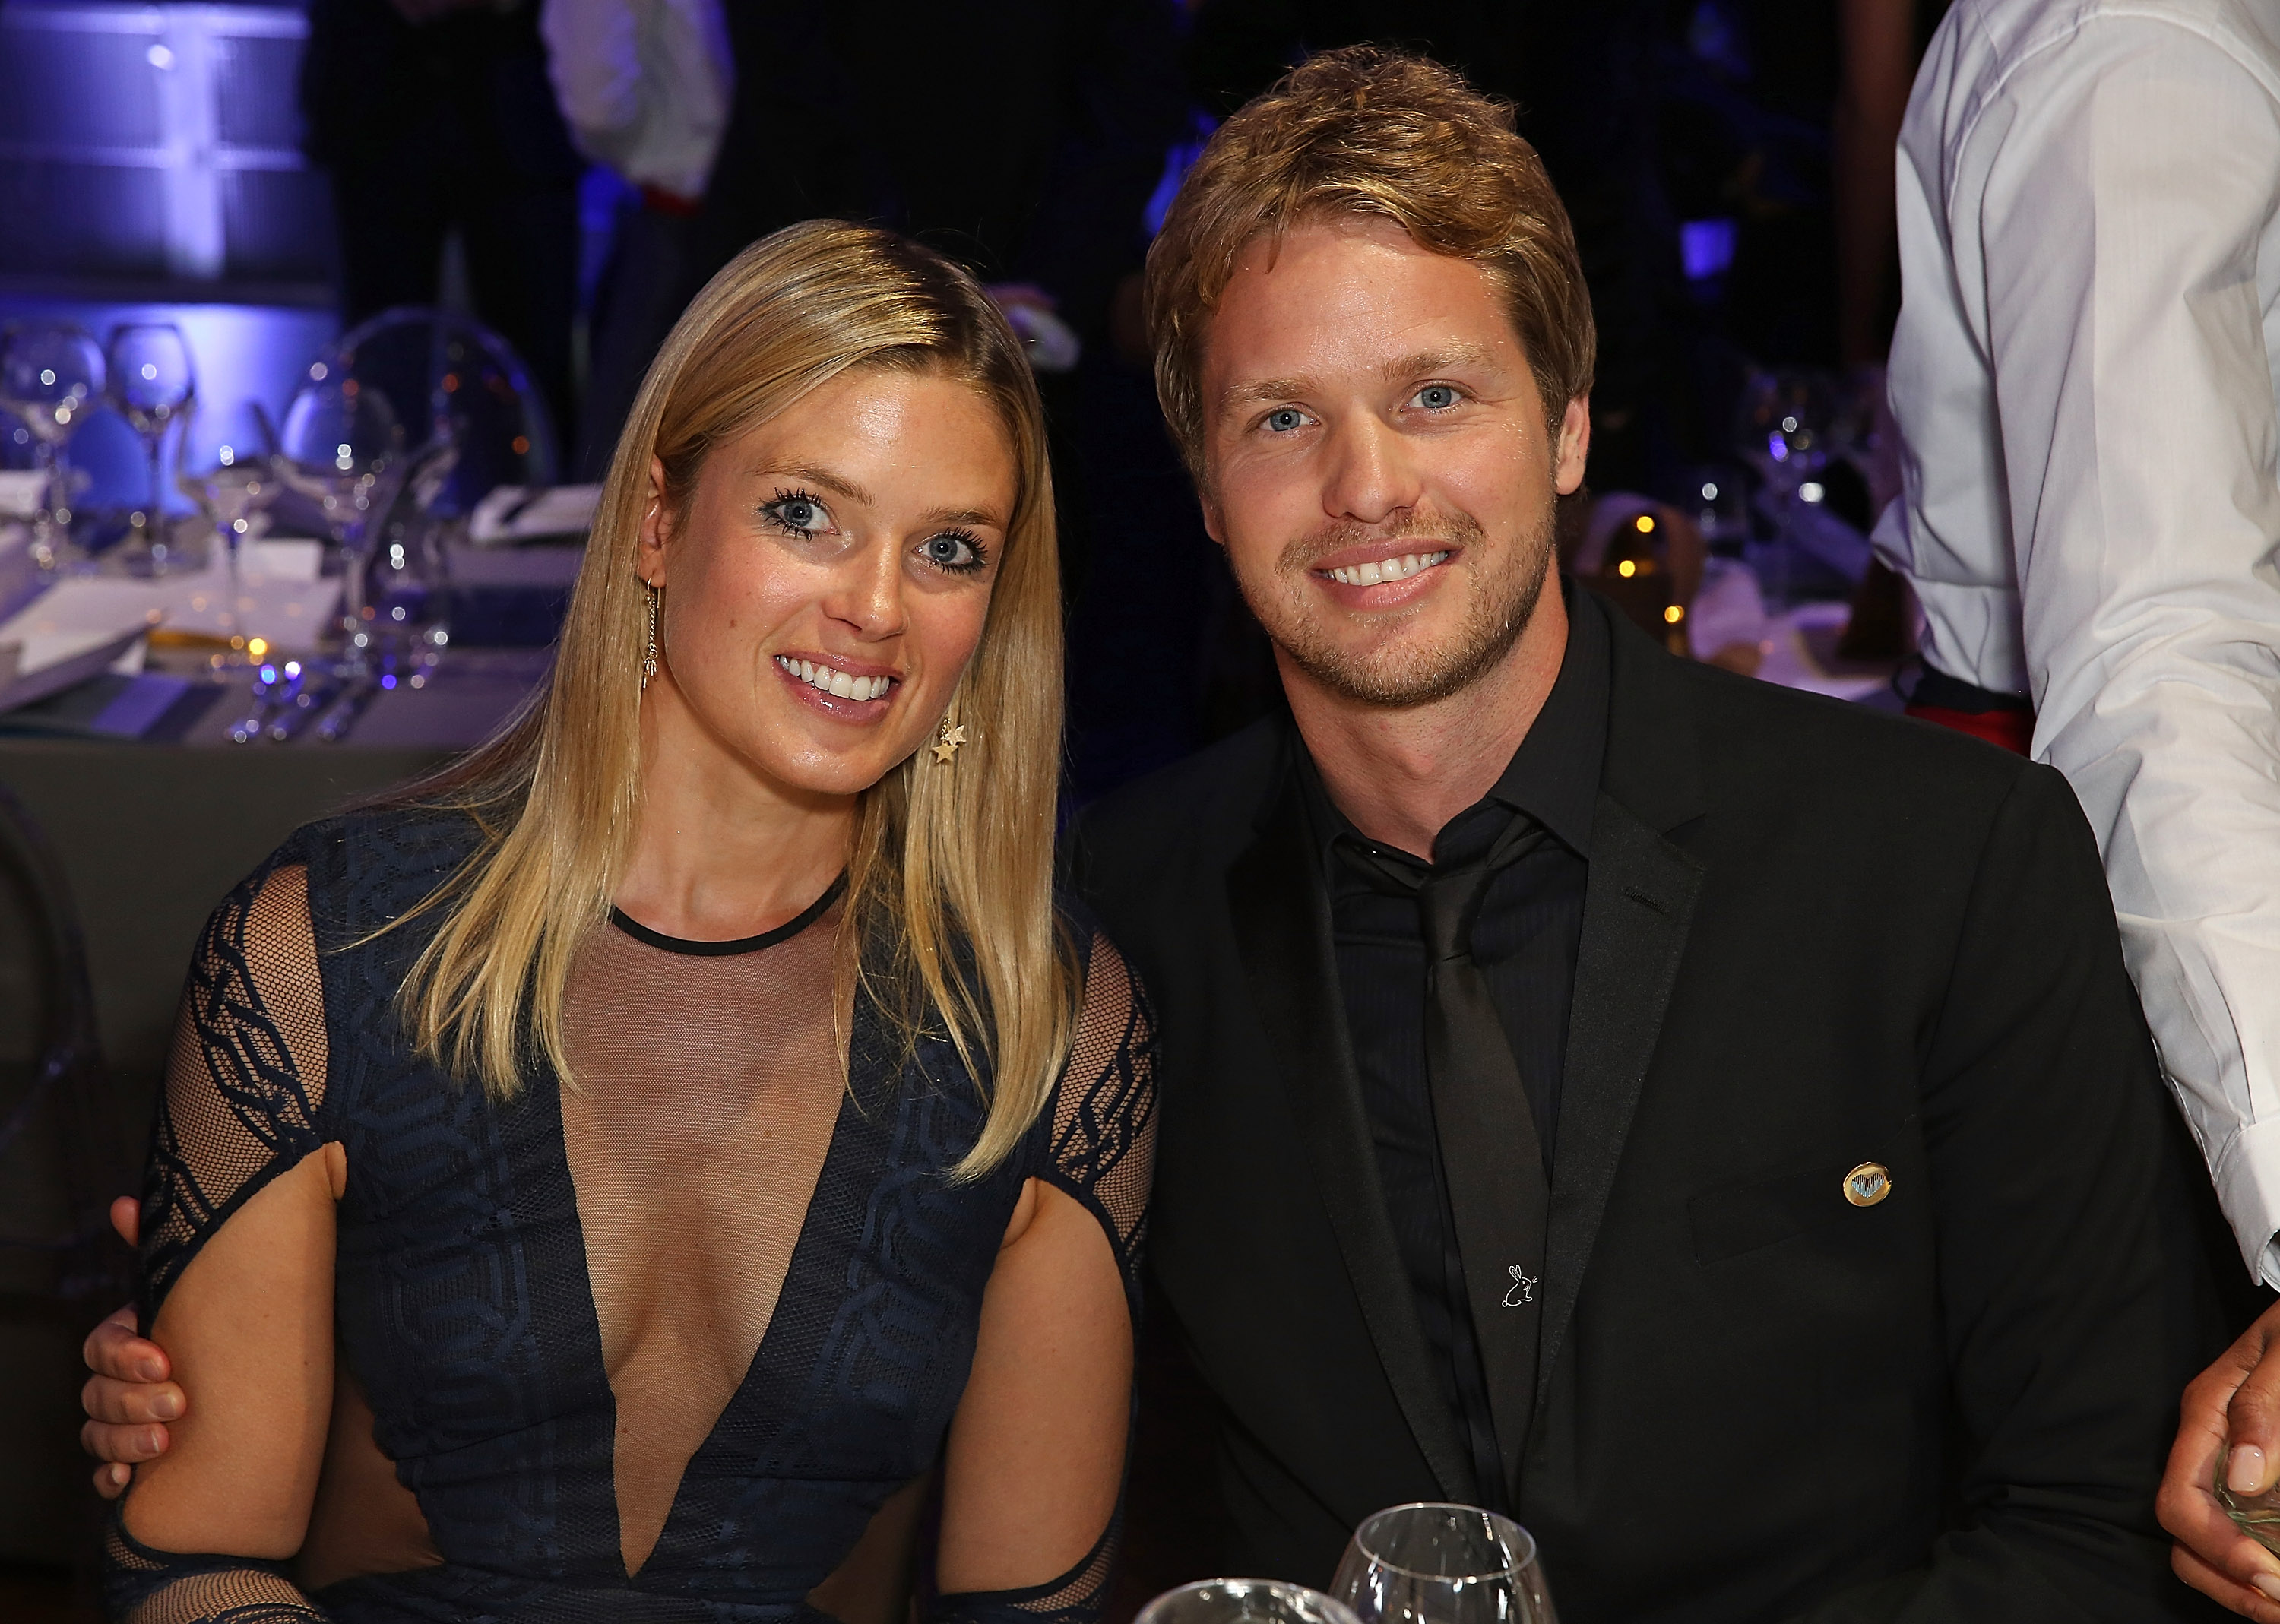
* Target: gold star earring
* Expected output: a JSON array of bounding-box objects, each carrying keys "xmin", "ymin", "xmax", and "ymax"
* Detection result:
[{"xmin": 931, "ymin": 716, "xmax": 968, "ymax": 764}]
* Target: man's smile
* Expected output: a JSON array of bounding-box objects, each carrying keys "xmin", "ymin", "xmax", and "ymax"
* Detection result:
[{"xmin": 1321, "ymin": 549, "xmax": 1452, "ymax": 587}]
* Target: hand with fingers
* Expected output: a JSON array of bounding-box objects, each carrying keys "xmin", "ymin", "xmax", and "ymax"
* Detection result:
[
  {"xmin": 80, "ymin": 1195, "xmax": 183, "ymax": 1500},
  {"xmin": 2161, "ymin": 1298, "xmax": 2280, "ymax": 1620}
]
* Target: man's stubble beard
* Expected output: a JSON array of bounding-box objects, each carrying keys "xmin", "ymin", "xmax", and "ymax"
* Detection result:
[{"xmin": 1237, "ymin": 498, "xmax": 1557, "ymax": 709}]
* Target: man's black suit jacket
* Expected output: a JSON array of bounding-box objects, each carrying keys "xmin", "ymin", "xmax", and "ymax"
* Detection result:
[{"xmin": 1069, "ymin": 590, "xmax": 2227, "ymax": 1622}]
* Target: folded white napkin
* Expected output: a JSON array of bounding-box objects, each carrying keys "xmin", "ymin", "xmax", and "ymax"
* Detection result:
[
  {"xmin": 0, "ymin": 535, "xmax": 344, "ymax": 711},
  {"xmin": 469, "ymin": 483, "xmax": 603, "ymax": 544}
]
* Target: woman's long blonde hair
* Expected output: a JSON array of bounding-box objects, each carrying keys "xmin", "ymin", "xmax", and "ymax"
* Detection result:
[{"xmin": 388, "ymin": 220, "xmax": 1077, "ymax": 1178}]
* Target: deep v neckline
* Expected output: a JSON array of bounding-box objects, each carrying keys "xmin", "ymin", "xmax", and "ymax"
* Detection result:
[
  {"xmin": 562, "ymin": 1078, "xmax": 860, "ymax": 1578},
  {"xmin": 554, "ymin": 888, "xmax": 854, "ymax": 1578}
]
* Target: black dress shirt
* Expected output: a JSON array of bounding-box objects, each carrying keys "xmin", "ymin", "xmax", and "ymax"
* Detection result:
[{"xmin": 1296, "ymin": 587, "xmax": 1609, "ymax": 1508}]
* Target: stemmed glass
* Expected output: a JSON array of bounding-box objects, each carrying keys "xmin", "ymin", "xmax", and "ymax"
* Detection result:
[
  {"xmin": 1137, "ymin": 1580, "xmax": 1363, "ymax": 1624},
  {"xmin": 1329, "ymin": 1504, "xmax": 1559, "ymax": 1624},
  {"xmin": 277, "ymin": 369, "xmax": 404, "ymax": 670},
  {"xmin": 0, "ymin": 321, "xmax": 105, "ymax": 570},
  {"xmin": 177, "ymin": 400, "xmax": 282, "ymax": 657},
  {"xmin": 108, "ymin": 323, "xmax": 197, "ymax": 562}
]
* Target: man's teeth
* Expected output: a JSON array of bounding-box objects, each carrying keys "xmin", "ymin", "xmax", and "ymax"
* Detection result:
[
  {"xmin": 776, "ymin": 657, "xmax": 893, "ymax": 701},
  {"xmin": 1326, "ymin": 550, "xmax": 1452, "ymax": 587}
]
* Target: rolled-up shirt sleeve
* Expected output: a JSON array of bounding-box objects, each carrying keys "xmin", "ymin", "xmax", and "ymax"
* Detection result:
[
  {"xmin": 540, "ymin": 0, "xmax": 730, "ymax": 200},
  {"xmin": 1968, "ymin": 16, "xmax": 2280, "ymax": 1281}
]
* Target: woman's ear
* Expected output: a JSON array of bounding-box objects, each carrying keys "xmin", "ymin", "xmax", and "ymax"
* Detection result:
[{"xmin": 637, "ymin": 456, "xmax": 672, "ymax": 586}]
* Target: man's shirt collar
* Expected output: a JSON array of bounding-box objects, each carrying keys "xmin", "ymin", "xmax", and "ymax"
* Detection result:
[{"xmin": 1296, "ymin": 578, "xmax": 1611, "ymax": 872}]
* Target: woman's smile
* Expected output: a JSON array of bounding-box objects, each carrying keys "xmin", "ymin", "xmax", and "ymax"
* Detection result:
[{"xmin": 771, "ymin": 651, "xmax": 898, "ymax": 714}]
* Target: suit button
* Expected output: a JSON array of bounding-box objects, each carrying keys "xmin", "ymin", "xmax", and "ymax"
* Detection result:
[{"xmin": 1844, "ymin": 1162, "xmax": 1892, "ymax": 1207}]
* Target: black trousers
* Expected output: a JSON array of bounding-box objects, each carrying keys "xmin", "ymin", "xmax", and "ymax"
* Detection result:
[{"xmin": 325, "ymin": 138, "xmax": 579, "ymax": 464}]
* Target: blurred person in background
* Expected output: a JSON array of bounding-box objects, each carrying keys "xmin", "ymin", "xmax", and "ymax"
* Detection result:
[
  {"xmin": 301, "ymin": 0, "xmax": 585, "ymax": 449},
  {"xmin": 684, "ymin": 1, "xmax": 1181, "ymax": 360},
  {"xmin": 543, "ymin": 0, "xmax": 733, "ymax": 482},
  {"xmin": 1868, "ymin": 3, "xmax": 2280, "ymax": 1613}
]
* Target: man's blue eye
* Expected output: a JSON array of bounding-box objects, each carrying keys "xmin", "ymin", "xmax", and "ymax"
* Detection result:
[
  {"xmin": 1267, "ymin": 408, "xmax": 1305, "ymax": 433},
  {"xmin": 1417, "ymin": 385, "xmax": 1458, "ymax": 410}
]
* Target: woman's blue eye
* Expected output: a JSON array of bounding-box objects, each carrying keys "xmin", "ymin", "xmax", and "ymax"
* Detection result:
[
  {"xmin": 762, "ymin": 489, "xmax": 831, "ymax": 535},
  {"xmin": 1265, "ymin": 407, "xmax": 1306, "ymax": 433},
  {"xmin": 920, "ymin": 530, "xmax": 985, "ymax": 572},
  {"xmin": 1415, "ymin": 385, "xmax": 1458, "ymax": 410}
]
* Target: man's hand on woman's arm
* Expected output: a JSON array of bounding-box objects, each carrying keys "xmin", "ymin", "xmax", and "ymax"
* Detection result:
[
  {"xmin": 2161, "ymin": 1298, "xmax": 2280, "ymax": 1621},
  {"xmin": 81, "ymin": 1195, "xmax": 182, "ymax": 1499}
]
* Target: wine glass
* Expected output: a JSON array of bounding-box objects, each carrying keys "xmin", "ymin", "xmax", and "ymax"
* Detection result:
[
  {"xmin": 0, "ymin": 321, "xmax": 105, "ymax": 570},
  {"xmin": 178, "ymin": 400, "xmax": 283, "ymax": 657},
  {"xmin": 1330, "ymin": 1504, "xmax": 1558, "ymax": 1624},
  {"xmin": 2218, "ymin": 1444, "xmax": 2280, "ymax": 1556},
  {"xmin": 1137, "ymin": 1580, "xmax": 1363, "ymax": 1624},
  {"xmin": 279, "ymin": 369, "xmax": 405, "ymax": 670},
  {"xmin": 108, "ymin": 323, "xmax": 198, "ymax": 562}
]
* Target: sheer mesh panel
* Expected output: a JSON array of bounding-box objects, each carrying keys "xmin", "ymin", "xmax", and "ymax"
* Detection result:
[
  {"xmin": 561, "ymin": 901, "xmax": 847, "ymax": 1575},
  {"xmin": 936, "ymin": 1495, "xmax": 1123, "ymax": 1624},
  {"xmin": 1045, "ymin": 935, "xmax": 1158, "ymax": 1293},
  {"xmin": 105, "ymin": 1515, "xmax": 325, "ymax": 1623},
  {"xmin": 141, "ymin": 863, "xmax": 329, "ymax": 1318}
]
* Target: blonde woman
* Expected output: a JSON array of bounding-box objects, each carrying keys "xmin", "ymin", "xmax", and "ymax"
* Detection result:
[{"xmin": 92, "ymin": 221, "xmax": 1155, "ymax": 1623}]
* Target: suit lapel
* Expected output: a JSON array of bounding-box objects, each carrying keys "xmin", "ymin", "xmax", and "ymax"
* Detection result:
[
  {"xmin": 1534, "ymin": 597, "xmax": 1710, "ymax": 1417},
  {"xmin": 1225, "ymin": 752, "xmax": 1480, "ymax": 1505}
]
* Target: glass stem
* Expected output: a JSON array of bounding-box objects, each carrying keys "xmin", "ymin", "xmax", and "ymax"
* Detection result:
[
  {"xmin": 225, "ymin": 529, "xmax": 243, "ymax": 646},
  {"xmin": 145, "ymin": 431, "xmax": 164, "ymax": 549},
  {"xmin": 30, "ymin": 441, "xmax": 62, "ymax": 568}
]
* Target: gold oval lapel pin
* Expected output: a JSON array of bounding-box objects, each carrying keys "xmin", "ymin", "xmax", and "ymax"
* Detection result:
[{"xmin": 1844, "ymin": 1162, "xmax": 1892, "ymax": 1208}]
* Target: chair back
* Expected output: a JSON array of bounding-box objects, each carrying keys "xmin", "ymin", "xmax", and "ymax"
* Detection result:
[{"xmin": 320, "ymin": 306, "xmax": 559, "ymax": 517}]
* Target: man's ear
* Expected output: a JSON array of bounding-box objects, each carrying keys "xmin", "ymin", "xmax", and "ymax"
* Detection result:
[
  {"xmin": 1553, "ymin": 397, "xmax": 1591, "ymax": 496},
  {"xmin": 637, "ymin": 456, "xmax": 672, "ymax": 585},
  {"xmin": 1199, "ymin": 491, "xmax": 1227, "ymax": 549}
]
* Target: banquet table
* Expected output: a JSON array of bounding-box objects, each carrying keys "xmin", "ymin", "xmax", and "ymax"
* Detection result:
[{"xmin": 0, "ymin": 530, "xmax": 574, "ymax": 1135}]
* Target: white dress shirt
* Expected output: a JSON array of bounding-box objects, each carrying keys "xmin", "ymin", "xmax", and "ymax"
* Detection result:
[
  {"xmin": 540, "ymin": 0, "xmax": 732, "ymax": 203},
  {"xmin": 1875, "ymin": 0, "xmax": 2280, "ymax": 1280}
]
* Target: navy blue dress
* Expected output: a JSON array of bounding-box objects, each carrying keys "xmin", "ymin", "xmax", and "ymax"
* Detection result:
[{"xmin": 106, "ymin": 809, "xmax": 1157, "ymax": 1624}]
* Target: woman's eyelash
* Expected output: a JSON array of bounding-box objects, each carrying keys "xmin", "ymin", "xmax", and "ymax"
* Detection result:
[
  {"xmin": 760, "ymin": 488, "xmax": 830, "ymax": 537},
  {"xmin": 923, "ymin": 528, "xmax": 989, "ymax": 573}
]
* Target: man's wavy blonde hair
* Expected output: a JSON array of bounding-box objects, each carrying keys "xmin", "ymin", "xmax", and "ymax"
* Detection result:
[
  {"xmin": 1145, "ymin": 45, "xmax": 1597, "ymax": 483},
  {"xmin": 388, "ymin": 220, "xmax": 1077, "ymax": 1179}
]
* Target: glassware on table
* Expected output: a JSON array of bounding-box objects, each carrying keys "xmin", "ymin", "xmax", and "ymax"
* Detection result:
[
  {"xmin": 107, "ymin": 322, "xmax": 198, "ymax": 564},
  {"xmin": 2219, "ymin": 1445, "xmax": 2280, "ymax": 1556},
  {"xmin": 177, "ymin": 400, "xmax": 283, "ymax": 659},
  {"xmin": 1329, "ymin": 1503, "xmax": 1558, "ymax": 1624},
  {"xmin": 359, "ymin": 433, "xmax": 461, "ymax": 678},
  {"xmin": 1136, "ymin": 1579, "xmax": 1363, "ymax": 1624},
  {"xmin": 277, "ymin": 367, "xmax": 405, "ymax": 671},
  {"xmin": 1727, "ymin": 368, "xmax": 1876, "ymax": 607},
  {"xmin": 0, "ymin": 321, "xmax": 106, "ymax": 570}
]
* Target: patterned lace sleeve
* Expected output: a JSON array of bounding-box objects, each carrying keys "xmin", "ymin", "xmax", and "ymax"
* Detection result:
[
  {"xmin": 108, "ymin": 858, "xmax": 332, "ymax": 1623},
  {"xmin": 1035, "ymin": 930, "xmax": 1158, "ymax": 1318},
  {"xmin": 933, "ymin": 931, "xmax": 1157, "ymax": 1624},
  {"xmin": 138, "ymin": 859, "xmax": 330, "ymax": 1322}
]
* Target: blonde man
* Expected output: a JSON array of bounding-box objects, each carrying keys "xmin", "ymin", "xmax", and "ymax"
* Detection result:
[{"xmin": 1072, "ymin": 46, "xmax": 2221, "ymax": 1621}]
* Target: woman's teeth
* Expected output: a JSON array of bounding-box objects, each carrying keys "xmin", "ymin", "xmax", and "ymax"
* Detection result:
[
  {"xmin": 1326, "ymin": 550, "xmax": 1452, "ymax": 587},
  {"xmin": 776, "ymin": 656, "xmax": 892, "ymax": 701}
]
